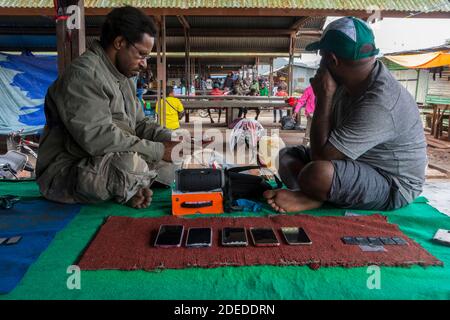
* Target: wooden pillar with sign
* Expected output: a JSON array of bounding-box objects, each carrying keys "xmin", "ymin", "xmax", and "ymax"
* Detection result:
[{"xmin": 55, "ymin": 0, "xmax": 86, "ymax": 75}]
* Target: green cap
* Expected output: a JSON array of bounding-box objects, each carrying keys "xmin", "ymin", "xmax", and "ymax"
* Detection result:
[{"xmin": 305, "ymin": 17, "xmax": 379, "ymax": 60}]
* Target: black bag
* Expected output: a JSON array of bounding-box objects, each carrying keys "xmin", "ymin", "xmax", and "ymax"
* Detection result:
[
  {"xmin": 223, "ymin": 166, "xmax": 282, "ymax": 212},
  {"xmin": 281, "ymin": 116, "xmax": 297, "ymax": 130}
]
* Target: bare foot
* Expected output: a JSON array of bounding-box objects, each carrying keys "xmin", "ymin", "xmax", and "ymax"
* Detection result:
[
  {"xmin": 127, "ymin": 188, "xmax": 153, "ymax": 209},
  {"xmin": 263, "ymin": 189, "xmax": 322, "ymax": 213}
]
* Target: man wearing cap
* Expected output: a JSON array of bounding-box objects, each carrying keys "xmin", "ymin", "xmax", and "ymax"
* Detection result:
[{"xmin": 264, "ymin": 17, "xmax": 427, "ymax": 212}]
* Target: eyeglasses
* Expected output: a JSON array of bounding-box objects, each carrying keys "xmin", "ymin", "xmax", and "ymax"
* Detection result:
[{"xmin": 126, "ymin": 39, "xmax": 151, "ymax": 61}]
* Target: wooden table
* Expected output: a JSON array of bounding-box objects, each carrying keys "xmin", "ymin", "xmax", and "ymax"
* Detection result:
[{"xmin": 145, "ymin": 96, "xmax": 291, "ymax": 126}]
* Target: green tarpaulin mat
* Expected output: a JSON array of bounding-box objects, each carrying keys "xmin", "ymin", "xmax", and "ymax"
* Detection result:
[{"xmin": 0, "ymin": 181, "xmax": 449, "ymax": 300}]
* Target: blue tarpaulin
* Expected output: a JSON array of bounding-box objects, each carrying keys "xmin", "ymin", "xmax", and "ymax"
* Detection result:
[
  {"xmin": 0, "ymin": 51, "xmax": 57, "ymax": 135},
  {"xmin": 0, "ymin": 199, "xmax": 81, "ymax": 294}
]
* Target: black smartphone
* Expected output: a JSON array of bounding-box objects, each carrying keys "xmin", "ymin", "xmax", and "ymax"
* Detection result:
[
  {"xmin": 154, "ymin": 225, "xmax": 184, "ymax": 248},
  {"xmin": 341, "ymin": 236, "xmax": 359, "ymax": 245},
  {"xmin": 186, "ymin": 227, "xmax": 212, "ymax": 248},
  {"xmin": 222, "ymin": 227, "xmax": 248, "ymax": 247},
  {"xmin": 355, "ymin": 237, "xmax": 369, "ymax": 245},
  {"xmin": 249, "ymin": 227, "xmax": 279, "ymax": 247},
  {"xmin": 380, "ymin": 237, "xmax": 397, "ymax": 245},
  {"xmin": 281, "ymin": 227, "xmax": 312, "ymax": 245},
  {"xmin": 392, "ymin": 237, "xmax": 408, "ymax": 245},
  {"xmin": 368, "ymin": 237, "xmax": 383, "ymax": 246}
]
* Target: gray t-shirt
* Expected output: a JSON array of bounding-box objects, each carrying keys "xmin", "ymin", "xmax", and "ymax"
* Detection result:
[{"xmin": 328, "ymin": 60, "xmax": 427, "ymax": 203}]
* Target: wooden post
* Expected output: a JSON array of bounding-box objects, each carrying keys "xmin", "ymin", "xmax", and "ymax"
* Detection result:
[
  {"xmin": 155, "ymin": 15, "xmax": 167, "ymax": 128},
  {"xmin": 255, "ymin": 56, "xmax": 259, "ymax": 81},
  {"xmin": 56, "ymin": 0, "xmax": 86, "ymax": 75},
  {"xmin": 184, "ymin": 29, "xmax": 190, "ymax": 95},
  {"xmin": 269, "ymin": 57, "xmax": 274, "ymax": 97},
  {"xmin": 288, "ymin": 35, "xmax": 295, "ymax": 96}
]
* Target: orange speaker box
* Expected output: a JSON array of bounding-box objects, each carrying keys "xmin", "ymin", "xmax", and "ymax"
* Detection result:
[{"xmin": 171, "ymin": 190, "xmax": 224, "ymax": 215}]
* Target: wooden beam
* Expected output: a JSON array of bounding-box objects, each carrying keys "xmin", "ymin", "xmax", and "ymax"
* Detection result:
[
  {"xmin": 2, "ymin": 7, "xmax": 449, "ymax": 18},
  {"xmin": 176, "ymin": 15, "xmax": 190, "ymax": 29},
  {"xmin": 165, "ymin": 28, "xmax": 295, "ymax": 37}
]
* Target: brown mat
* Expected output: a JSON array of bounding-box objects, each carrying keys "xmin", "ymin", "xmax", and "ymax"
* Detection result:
[{"xmin": 77, "ymin": 214, "xmax": 443, "ymax": 270}]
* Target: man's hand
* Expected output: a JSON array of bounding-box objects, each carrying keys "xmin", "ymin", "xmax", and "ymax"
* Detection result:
[
  {"xmin": 162, "ymin": 141, "xmax": 181, "ymax": 162},
  {"xmin": 310, "ymin": 67, "xmax": 337, "ymax": 101}
]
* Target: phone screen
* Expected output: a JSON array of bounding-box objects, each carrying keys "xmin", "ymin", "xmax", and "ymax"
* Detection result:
[
  {"xmin": 186, "ymin": 228, "xmax": 212, "ymax": 248},
  {"xmin": 250, "ymin": 228, "xmax": 279, "ymax": 246},
  {"xmin": 222, "ymin": 227, "xmax": 248, "ymax": 247},
  {"xmin": 154, "ymin": 225, "xmax": 184, "ymax": 247},
  {"xmin": 281, "ymin": 227, "xmax": 312, "ymax": 245}
]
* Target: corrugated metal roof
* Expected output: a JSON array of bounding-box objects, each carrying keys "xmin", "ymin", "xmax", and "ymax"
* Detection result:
[{"xmin": 1, "ymin": 0, "xmax": 450, "ymax": 12}]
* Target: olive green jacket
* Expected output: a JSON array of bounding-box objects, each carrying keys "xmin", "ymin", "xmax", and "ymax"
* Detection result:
[{"xmin": 36, "ymin": 41, "xmax": 172, "ymax": 181}]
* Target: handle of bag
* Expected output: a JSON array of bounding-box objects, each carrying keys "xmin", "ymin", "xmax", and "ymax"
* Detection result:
[
  {"xmin": 226, "ymin": 165, "xmax": 283, "ymax": 188},
  {"xmin": 181, "ymin": 201, "xmax": 213, "ymax": 208}
]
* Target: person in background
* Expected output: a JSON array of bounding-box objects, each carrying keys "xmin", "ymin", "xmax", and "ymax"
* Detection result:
[
  {"xmin": 238, "ymin": 88, "xmax": 260, "ymax": 120},
  {"xmin": 155, "ymin": 86, "xmax": 185, "ymax": 130},
  {"xmin": 274, "ymin": 86, "xmax": 288, "ymax": 123},
  {"xmin": 208, "ymin": 82, "xmax": 224, "ymax": 123},
  {"xmin": 292, "ymin": 85, "xmax": 316, "ymax": 144},
  {"xmin": 259, "ymin": 82, "xmax": 269, "ymax": 97},
  {"xmin": 224, "ymin": 72, "xmax": 234, "ymax": 89},
  {"xmin": 250, "ymin": 79, "xmax": 260, "ymax": 92}
]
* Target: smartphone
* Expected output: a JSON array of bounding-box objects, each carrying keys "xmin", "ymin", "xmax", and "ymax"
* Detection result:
[
  {"xmin": 281, "ymin": 227, "xmax": 312, "ymax": 245},
  {"xmin": 249, "ymin": 228, "xmax": 279, "ymax": 246},
  {"xmin": 368, "ymin": 237, "xmax": 383, "ymax": 246},
  {"xmin": 154, "ymin": 225, "xmax": 184, "ymax": 248},
  {"xmin": 392, "ymin": 237, "xmax": 408, "ymax": 245},
  {"xmin": 222, "ymin": 227, "xmax": 248, "ymax": 247},
  {"xmin": 379, "ymin": 237, "xmax": 397, "ymax": 245},
  {"xmin": 433, "ymin": 229, "xmax": 450, "ymax": 246},
  {"xmin": 186, "ymin": 227, "xmax": 212, "ymax": 248},
  {"xmin": 355, "ymin": 237, "xmax": 369, "ymax": 245}
]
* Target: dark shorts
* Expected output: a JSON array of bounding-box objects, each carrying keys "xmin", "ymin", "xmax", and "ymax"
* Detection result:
[{"xmin": 282, "ymin": 145, "xmax": 409, "ymax": 211}]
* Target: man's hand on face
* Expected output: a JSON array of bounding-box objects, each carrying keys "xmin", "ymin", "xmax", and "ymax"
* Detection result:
[{"xmin": 310, "ymin": 66, "xmax": 337, "ymax": 101}]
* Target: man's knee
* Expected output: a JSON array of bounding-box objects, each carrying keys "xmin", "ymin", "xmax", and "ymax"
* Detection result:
[
  {"xmin": 76, "ymin": 152, "xmax": 154, "ymax": 204},
  {"xmin": 109, "ymin": 152, "xmax": 149, "ymax": 175},
  {"xmin": 299, "ymin": 160, "xmax": 334, "ymax": 201}
]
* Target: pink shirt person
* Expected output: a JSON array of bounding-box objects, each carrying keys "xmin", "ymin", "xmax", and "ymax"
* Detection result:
[{"xmin": 294, "ymin": 85, "xmax": 315, "ymax": 117}]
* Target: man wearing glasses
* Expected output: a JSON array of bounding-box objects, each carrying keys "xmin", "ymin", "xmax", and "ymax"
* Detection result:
[{"xmin": 36, "ymin": 6, "xmax": 179, "ymax": 209}]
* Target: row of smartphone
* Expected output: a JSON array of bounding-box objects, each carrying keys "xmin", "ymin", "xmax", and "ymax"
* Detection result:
[{"xmin": 153, "ymin": 225, "xmax": 312, "ymax": 248}]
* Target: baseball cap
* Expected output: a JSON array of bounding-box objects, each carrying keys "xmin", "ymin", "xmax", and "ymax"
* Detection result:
[{"xmin": 305, "ymin": 17, "xmax": 379, "ymax": 60}]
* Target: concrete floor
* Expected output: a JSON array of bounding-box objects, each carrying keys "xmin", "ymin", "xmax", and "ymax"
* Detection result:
[{"xmin": 421, "ymin": 180, "xmax": 450, "ymax": 217}]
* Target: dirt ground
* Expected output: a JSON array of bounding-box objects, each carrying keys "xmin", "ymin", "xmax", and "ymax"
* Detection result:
[{"xmin": 427, "ymin": 148, "xmax": 450, "ymax": 174}]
